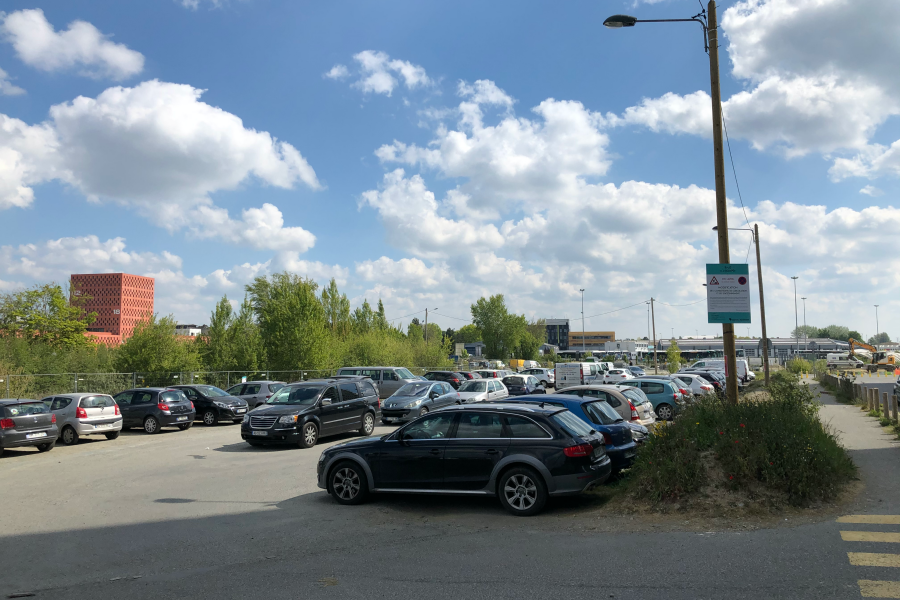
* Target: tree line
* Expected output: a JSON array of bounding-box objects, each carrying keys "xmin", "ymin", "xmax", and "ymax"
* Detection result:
[
  {"xmin": 790, "ymin": 324, "xmax": 889, "ymax": 345},
  {"xmin": 0, "ymin": 277, "xmax": 547, "ymax": 377}
]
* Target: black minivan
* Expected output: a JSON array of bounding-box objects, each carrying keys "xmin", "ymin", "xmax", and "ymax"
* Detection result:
[
  {"xmin": 241, "ymin": 378, "xmax": 380, "ymax": 448},
  {"xmin": 113, "ymin": 388, "xmax": 196, "ymax": 434},
  {"xmin": 170, "ymin": 385, "xmax": 248, "ymax": 426}
]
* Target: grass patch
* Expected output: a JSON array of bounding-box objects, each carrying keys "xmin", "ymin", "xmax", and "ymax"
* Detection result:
[{"xmin": 628, "ymin": 371, "xmax": 856, "ymax": 507}]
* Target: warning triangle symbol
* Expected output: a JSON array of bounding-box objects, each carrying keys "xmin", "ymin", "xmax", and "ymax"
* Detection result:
[{"xmin": 709, "ymin": 277, "xmax": 720, "ymax": 285}]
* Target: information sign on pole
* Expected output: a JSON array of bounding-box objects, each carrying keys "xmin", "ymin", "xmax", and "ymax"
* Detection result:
[{"xmin": 707, "ymin": 263, "xmax": 751, "ymax": 324}]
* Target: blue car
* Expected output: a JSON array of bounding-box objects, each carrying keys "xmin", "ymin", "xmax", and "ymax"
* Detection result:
[{"xmin": 498, "ymin": 394, "xmax": 637, "ymax": 472}]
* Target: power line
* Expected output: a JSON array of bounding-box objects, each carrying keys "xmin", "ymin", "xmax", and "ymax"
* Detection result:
[
  {"xmin": 721, "ymin": 107, "xmax": 752, "ymax": 232},
  {"xmin": 386, "ymin": 309, "xmax": 425, "ymax": 323},
  {"xmin": 655, "ymin": 298, "xmax": 706, "ymax": 307},
  {"xmin": 431, "ymin": 311, "xmax": 471, "ymax": 323},
  {"xmin": 583, "ymin": 301, "xmax": 650, "ymax": 321}
]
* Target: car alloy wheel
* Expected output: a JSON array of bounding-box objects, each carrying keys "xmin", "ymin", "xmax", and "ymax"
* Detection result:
[
  {"xmin": 144, "ymin": 416, "xmax": 159, "ymax": 434},
  {"xmin": 203, "ymin": 410, "xmax": 218, "ymax": 426},
  {"xmin": 332, "ymin": 467, "xmax": 361, "ymax": 501},
  {"xmin": 504, "ymin": 474, "xmax": 538, "ymax": 512},
  {"xmin": 360, "ymin": 413, "xmax": 375, "ymax": 436},
  {"xmin": 61, "ymin": 426, "xmax": 78, "ymax": 445},
  {"xmin": 656, "ymin": 404, "xmax": 673, "ymax": 421},
  {"xmin": 300, "ymin": 422, "xmax": 318, "ymax": 448}
]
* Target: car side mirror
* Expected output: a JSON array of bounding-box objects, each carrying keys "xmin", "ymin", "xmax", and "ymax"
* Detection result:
[
  {"xmin": 321, "ymin": 398, "xmax": 332, "ymax": 406},
  {"xmin": 429, "ymin": 391, "xmax": 439, "ymax": 399}
]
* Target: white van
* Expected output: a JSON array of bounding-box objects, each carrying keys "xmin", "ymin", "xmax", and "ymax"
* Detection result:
[
  {"xmin": 683, "ymin": 359, "xmax": 749, "ymax": 383},
  {"xmin": 555, "ymin": 362, "xmax": 602, "ymax": 390},
  {"xmin": 826, "ymin": 353, "xmax": 864, "ymax": 369}
]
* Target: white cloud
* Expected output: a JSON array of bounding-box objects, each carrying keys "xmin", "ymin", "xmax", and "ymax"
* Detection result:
[
  {"xmin": 326, "ymin": 50, "xmax": 433, "ymax": 97},
  {"xmin": 0, "ymin": 80, "xmax": 320, "ymax": 254},
  {"xmin": 0, "ymin": 67, "xmax": 24, "ymax": 96},
  {"xmin": 457, "ymin": 79, "xmax": 514, "ymax": 108},
  {"xmin": 830, "ymin": 141, "xmax": 900, "ymax": 181},
  {"xmin": 860, "ymin": 185, "xmax": 884, "ymax": 197},
  {"xmin": 1, "ymin": 9, "xmax": 144, "ymax": 80},
  {"xmin": 324, "ymin": 64, "xmax": 349, "ymax": 80},
  {"xmin": 178, "ymin": 0, "xmax": 225, "ymax": 9},
  {"xmin": 612, "ymin": 0, "xmax": 900, "ymax": 169}
]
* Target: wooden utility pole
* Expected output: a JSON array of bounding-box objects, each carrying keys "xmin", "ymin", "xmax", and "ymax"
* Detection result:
[
  {"xmin": 707, "ymin": 1, "xmax": 739, "ymax": 403},
  {"xmin": 754, "ymin": 224, "xmax": 770, "ymax": 386},
  {"xmin": 651, "ymin": 297, "xmax": 658, "ymax": 374}
]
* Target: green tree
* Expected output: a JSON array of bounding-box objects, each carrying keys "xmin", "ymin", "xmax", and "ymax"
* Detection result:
[
  {"xmin": 869, "ymin": 332, "xmax": 891, "ymax": 345},
  {"xmin": 471, "ymin": 295, "xmax": 512, "ymax": 358},
  {"xmin": 790, "ymin": 324, "xmax": 818, "ymax": 338},
  {"xmin": 0, "ymin": 283, "xmax": 96, "ymax": 349},
  {"xmin": 246, "ymin": 272, "xmax": 329, "ymax": 371},
  {"xmin": 229, "ymin": 297, "xmax": 265, "ymax": 372},
  {"xmin": 666, "ymin": 340, "xmax": 684, "ymax": 373},
  {"xmin": 203, "ymin": 296, "xmax": 234, "ymax": 372},
  {"xmin": 116, "ymin": 315, "xmax": 203, "ymax": 373},
  {"xmin": 321, "ymin": 278, "xmax": 351, "ymax": 337},
  {"xmin": 352, "ymin": 300, "xmax": 376, "ymax": 333},
  {"xmin": 454, "ymin": 324, "xmax": 482, "ymax": 343}
]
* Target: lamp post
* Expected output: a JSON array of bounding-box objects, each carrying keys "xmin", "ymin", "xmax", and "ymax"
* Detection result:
[
  {"xmin": 605, "ymin": 2, "xmax": 739, "ymax": 402},
  {"xmin": 713, "ymin": 225, "xmax": 770, "ymax": 385},
  {"xmin": 580, "ymin": 289, "xmax": 586, "ymax": 356},
  {"xmin": 424, "ymin": 307, "xmax": 438, "ymax": 344},
  {"xmin": 801, "ymin": 297, "xmax": 807, "ymax": 351},
  {"xmin": 791, "ymin": 276, "xmax": 799, "ymax": 358}
]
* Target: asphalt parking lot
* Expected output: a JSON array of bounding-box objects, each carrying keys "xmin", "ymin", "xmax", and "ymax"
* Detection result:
[{"xmin": 3, "ymin": 388, "xmax": 900, "ymax": 599}]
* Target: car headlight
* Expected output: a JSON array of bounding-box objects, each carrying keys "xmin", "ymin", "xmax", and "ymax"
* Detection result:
[
  {"xmin": 411, "ymin": 398, "xmax": 424, "ymax": 407},
  {"xmin": 214, "ymin": 401, "xmax": 229, "ymax": 409},
  {"xmin": 278, "ymin": 415, "xmax": 298, "ymax": 424},
  {"xmin": 242, "ymin": 414, "xmax": 250, "ymax": 424}
]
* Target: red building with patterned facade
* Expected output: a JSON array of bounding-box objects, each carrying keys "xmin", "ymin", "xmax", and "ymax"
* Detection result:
[{"xmin": 71, "ymin": 273, "xmax": 154, "ymax": 345}]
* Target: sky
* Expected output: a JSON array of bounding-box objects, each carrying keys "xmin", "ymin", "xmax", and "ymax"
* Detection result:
[{"xmin": 0, "ymin": 0, "xmax": 897, "ymax": 342}]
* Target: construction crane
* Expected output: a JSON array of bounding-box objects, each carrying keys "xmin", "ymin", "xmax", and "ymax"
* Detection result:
[{"xmin": 849, "ymin": 338, "xmax": 900, "ymax": 372}]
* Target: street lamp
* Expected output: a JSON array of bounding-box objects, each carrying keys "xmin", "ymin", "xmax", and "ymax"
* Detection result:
[
  {"xmin": 801, "ymin": 297, "xmax": 807, "ymax": 350},
  {"xmin": 424, "ymin": 307, "xmax": 438, "ymax": 344},
  {"xmin": 580, "ymin": 289, "xmax": 586, "ymax": 355},
  {"xmin": 713, "ymin": 225, "xmax": 770, "ymax": 385},
  {"xmin": 791, "ymin": 276, "xmax": 799, "ymax": 358},
  {"xmin": 606, "ymin": 1, "xmax": 739, "ymax": 402},
  {"xmin": 875, "ymin": 305, "xmax": 880, "ymax": 346}
]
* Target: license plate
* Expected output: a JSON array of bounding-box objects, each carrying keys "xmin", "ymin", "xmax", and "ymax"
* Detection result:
[
  {"xmin": 235, "ymin": 409, "xmax": 246, "ymax": 414},
  {"xmin": 383, "ymin": 418, "xmax": 394, "ymax": 423},
  {"xmin": 26, "ymin": 432, "xmax": 47, "ymax": 439},
  {"xmin": 176, "ymin": 416, "xmax": 188, "ymax": 422},
  {"xmin": 93, "ymin": 424, "xmax": 112, "ymax": 429},
  {"xmin": 252, "ymin": 430, "xmax": 268, "ymax": 436}
]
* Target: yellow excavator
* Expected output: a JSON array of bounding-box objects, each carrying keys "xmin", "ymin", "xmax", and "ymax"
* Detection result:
[{"xmin": 848, "ymin": 338, "xmax": 900, "ymax": 372}]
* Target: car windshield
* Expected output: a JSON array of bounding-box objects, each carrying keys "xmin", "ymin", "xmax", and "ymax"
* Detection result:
[
  {"xmin": 80, "ymin": 395, "xmax": 115, "ymax": 408},
  {"xmin": 269, "ymin": 383, "xmax": 285, "ymax": 392},
  {"xmin": 267, "ymin": 386, "xmax": 321, "ymax": 405},
  {"xmin": 4, "ymin": 402, "xmax": 49, "ymax": 417},
  {"xmin": 622, "ymin": 389, "xmax": 648, "ymax": 404},
  {"xmin": 671, "ymin": 378, "xmax": 689, "ymax": 388},
  {"xmin": 459, "ymin": 381, "xmax": 487, "ymax": 393},
  {"xmin": 394, "ymin": 383, "xmax": 432, "ymax": 397},
  {"xmin": 583, "ymin": 401, "xmax": 623, "ymax": 425},
  {"xmin": 395, "ymin": 368, "xmax": 416, "ymax": 380},
  {"xmin": 161, "ymin": 391, "xmax": 187, "ymax": 403},
  {"xmin": 552, "ymin": 410, "xmax": 595, "ymax": 437},
  {"xmin": 195, "ymin": 385, "xmax": 230, "ymax": 397},
  {"xmin": 504, "ymin": 377, "xmax": 525, "ymax": 386}
]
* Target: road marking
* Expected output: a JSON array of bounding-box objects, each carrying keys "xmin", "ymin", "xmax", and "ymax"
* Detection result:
[
  {"xmin": 840, "ymin": 516, "xmax": 900, "ymax": 525},
  {"xmin": 859, "ymin": 580, "xmax": 900, "ymax": 598},
  {"xmin": 842, "ymin": 532, "xmax": 900, "ymax": 543},
  {"xmin": 850, "ymin": 553, "xmax": 900, "ymax": 567}
]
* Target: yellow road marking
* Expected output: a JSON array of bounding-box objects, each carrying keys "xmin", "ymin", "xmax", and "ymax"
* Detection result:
[
  {"xmin": 842, "ymin": 532, "xmax": 900, "ymax": 543},
  {"xmin": 859, "ymin": 580, "xmax": 900, "ymax": 598},
  {"xmin": 840, "ymin": 516, "xmax": 900, "ymax": 525},
  {"xmin": 850, "ymin": 553, "xmax": 900, "ymax": 567}
]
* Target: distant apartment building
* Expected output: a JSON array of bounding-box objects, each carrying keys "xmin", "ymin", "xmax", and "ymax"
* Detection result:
[
  {"xmin": 545, "ymin": 319, "xmax": 570, "ymax": 350},
  {"xmin": 568, "ymin": 331, "xmax": 616, "ymax": 350},
  {"xmin": 71, "ymin": 273, "xmax": 154, "ymax": 345}
]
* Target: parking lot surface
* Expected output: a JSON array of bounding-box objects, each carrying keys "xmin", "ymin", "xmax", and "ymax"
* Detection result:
[{"xmin": 3, "ymin": 389, "xmax": 900, "ymax": 599}]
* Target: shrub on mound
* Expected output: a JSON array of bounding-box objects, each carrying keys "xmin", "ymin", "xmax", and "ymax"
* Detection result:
[{"xmin": 631, "ymin": 371, "xmax": 856, "ymax": 506}]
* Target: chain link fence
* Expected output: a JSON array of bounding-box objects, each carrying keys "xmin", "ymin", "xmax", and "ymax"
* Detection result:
[{"xmin": 0, "ymin": 366, "xmax": 455, "ymax": 399}]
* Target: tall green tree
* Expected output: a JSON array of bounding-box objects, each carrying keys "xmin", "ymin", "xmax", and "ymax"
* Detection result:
[
  {"xmin": 321, "ymin": 278, "xmax": 351, "ymax": 337},
  {"xmin": 203, "ymin": 296, "xmax": 234, "ymax": 372},
  {"xmin": 229, "ymin": 297, "xmax": 265, "ymax": 372},
  {"xmin": 454, "ymin": 324, "xmax": 482, "ymax": 343},
  {"xmin": 470, "ymin": 295, "xmax": 533, "ymax": 359},
  {"xmin": 666, "ymin": 339, "xmax": 684, "ymax": 373},
  {"xmin": 869, "ymin": 332, "xmax": 892, "ymax": 345},
  {"xmin": 116, "ymin": 315, "xmax": 202, "ymax": 373},
  {"xmin": 246, "ymin": 272, "xmax": 329, "ymax": 371},
  {"xmin": 0, "ymin": 283, "xmax": 96, "ymax": 349},
  {"xmin": 790, "ymin": 324, "xmax": 818, "ymax": 339}
]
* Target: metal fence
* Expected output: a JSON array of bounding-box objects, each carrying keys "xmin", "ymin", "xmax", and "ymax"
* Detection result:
[{"xmin": 0, "ymin": 367, "xmax": 449, "ymax": 399}]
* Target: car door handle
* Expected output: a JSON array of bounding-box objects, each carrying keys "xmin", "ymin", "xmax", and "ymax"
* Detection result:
[
  {"xmin": 485, "ymin": 449, "xmax": 500, "ymax": 455},
  {"xmin": 430, "ymin": 449, "xmax": 442, "ymax": 455}
]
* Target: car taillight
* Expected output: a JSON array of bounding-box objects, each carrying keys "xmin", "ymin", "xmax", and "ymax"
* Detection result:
[
  {"xmin": 265, "ymin": 394, "xmax": 272, "ymax": 399},
  {"xmin": 673, "ymin": 393, "xmax": 678, "ymax": 400},
  {"xmin": 563, "ymin": 443, "xmax": 593, "ymax": 457},
  {"xmin": 51, "ymin": 413, "xmax": 57, "ymax": 423},
  {"xmin": 628, "ymin": 400, "xmax": 639, "ymax": 421},
  {"xmin": 601, "ymin": 432, "xmax": 612, "ymax": 445},
  {"xmin": 190, "ymin": 402, "xmax": 195, "ymax": 410},
  {"xmin": 451, "ymin": 378, "xmax": 459, "ymax": 384},
  {"xmin": 0, "ymin": 418, "xmax": 14, "ymax": 429},
  {"xmin": 115, "ymin": 404, "xmax": 120, "ymax": 415},
  {"xmin": 158, "ymin": 403, "xmax": 170, "ymax": 411},
  {"xmin": 679, "ymin": 389, "xmax": 688, "ymax": 395},
  {"xmin": 76, "ymin": 407, "xmax": 87, "ymax": 419}
]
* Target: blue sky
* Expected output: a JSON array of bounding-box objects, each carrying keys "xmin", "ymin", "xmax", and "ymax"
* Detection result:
[{"xmin": 0, "ymin": 0, "xmax": 898, "ymax": 342}]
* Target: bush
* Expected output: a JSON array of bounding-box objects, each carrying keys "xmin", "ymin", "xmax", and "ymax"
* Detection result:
[
  {"xmin": 631, "ymin": 374, "xmax": 856, "ymax": 506},
  {"xmin": 786, "ymin": 357, "xmax": 812, "ymax": 374}
]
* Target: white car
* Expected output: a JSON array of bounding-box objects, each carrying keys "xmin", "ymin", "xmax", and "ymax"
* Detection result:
[
  {"xmin": 456, "ymin": 379, "xmax": 509, "ymax": 403},
  {"xmin": 602, "ymin": 369, "xmax": 634, "ymax": 384},
  {"xmin": 521, "ymin": 368, "xmax": 555, "ymax": 387},
  {"xmin": 674, "ymin": 373, "xmax": 715, "ymax": 397}
]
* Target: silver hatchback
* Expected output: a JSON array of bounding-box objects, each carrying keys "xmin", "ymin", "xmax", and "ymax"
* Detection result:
[
  {"xmin": 224, "ymin": 381, "xmax": 287, "ymax": 409},
  {"xmin": 44, "ymin": 393, "xmax": 123, "ymax": 445}
]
